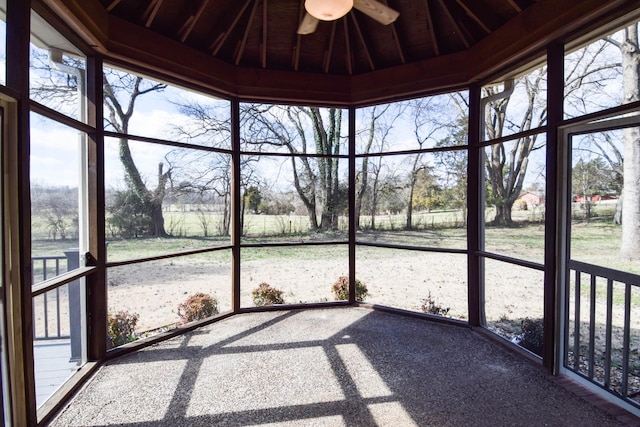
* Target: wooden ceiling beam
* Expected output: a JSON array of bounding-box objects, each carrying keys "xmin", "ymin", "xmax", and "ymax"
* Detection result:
[
  {"xmin": 344, "ymin": 18, "xmax": 352, "ymax": 75},
  {"xmin": 293, "ymin": 0, "xmax": 305, "ymax": 71},
  {"xmin": 323, "ymin": 21, "xmax": 337, "ymax": 74},
  {"xmin": 179, "ymin": 0, "xmax": 210, "ymax": 43},
  {"xmin": 105, "ymin": 0, "xmax": 122, "ymax": 12},
  {"xmin": 261, "ymin": 0, "xmax": 267, "ymax": 68},
  {"xmin": 423, "ymin": 0, "xmax": 440, "ymax": 56},
  {"xmin": 210, "ymin": 0, "xmax": 253, "ymax": 55},
  {"xmin": 379, "ymin": 0, "xmax": 404, "ymax": 64},
  {"xmin": 438, "ymin": 0, "xmax": 471, "ymax": 48},
  {"xmin": 350, "ymin": 13, "xmax": 375, "ymax": 71},
  {"xmin": 506, "ymin": 0, "xmax": 522, "ymax": 13},
  {"xmin": 455, "ymin": 0, "xmax": 492, "ymax": 34},
  {"xmin": 391, "ymin": 23, "xmax": 406, "ymax": 64},
  {"xmin": 142, "ymin": 0, "xmax": 163, "ymax": 28},
  {"xmin": 235, "ymin": 0, "xmax": 260, "ymax": 65}
]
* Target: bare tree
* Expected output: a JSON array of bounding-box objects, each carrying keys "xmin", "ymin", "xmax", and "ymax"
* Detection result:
[
  {"xmin": 103, "ymin": 70, "xmax": 170, "ymax": 237},
  {"xmin": 572, "ymin": 158, "xmax": 619, "ymax": 221},
  {"xmin": 355, "ymin": 103, "xmax": 404, "ymax": 229},
  {"xmin": 170, "ymin": 98, "xmax": 259, "ymax": 236},
  {"xmin": 405, "ymin": 98, "xmax": 449, "ymax": 229},
  {"xmin": 31, "ymin": 54, "xmax": 171, "ymax": 238},
  {"xmin": 483, "ymin": 70, "xmax": 547, "ymax": 225},
  {"xmin": 31, "ymin": 185, "xmax": 78, "ymax": 240},
  {"xmin": 242, "ymin": 105, "xmax": 345, "ymax": 231}
]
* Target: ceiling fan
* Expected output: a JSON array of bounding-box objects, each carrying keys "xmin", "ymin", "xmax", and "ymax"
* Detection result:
[{"xmin": 297, "ymin": 0, "xmax": 399, "ymax": 35}]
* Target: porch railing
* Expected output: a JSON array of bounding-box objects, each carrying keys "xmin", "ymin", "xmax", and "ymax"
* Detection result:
[
  {"xmin": 32, "ymin": 254, "xmax": 69, "ymax": 340},
  {"xmin": 566, "ymin": 259, "xmax": 640, "ymax": 408}
]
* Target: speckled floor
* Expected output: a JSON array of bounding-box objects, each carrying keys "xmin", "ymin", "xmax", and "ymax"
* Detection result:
[{"xmin": 49, "ymin": 307, "xmax": 632, "ymax": 426}]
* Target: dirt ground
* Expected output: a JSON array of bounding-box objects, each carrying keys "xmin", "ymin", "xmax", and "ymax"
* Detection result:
[{"xmin": 33, "ymin": 249, "xmax": 639, "ymax": 359}]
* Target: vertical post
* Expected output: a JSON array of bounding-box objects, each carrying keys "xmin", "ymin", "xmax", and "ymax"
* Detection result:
[
  {"xmin": 467, "ymin": 84, "xmax": 483, "ymax": 327},
  {"xmin": 86, "ymin": 54, "xmax": 107, "ymax": 361},
  {"xmin": 64, "ymin": 250, "xmax": 81, "ymax": 361},
  {"xmin": 545, "ymin": 42, "xmax": 563, "ymax": 373},
  {"xmin": 5, "ymin": 0, "xmax": 36, "ymax": 424},
  {"xmin": 348, "ymin": 107, "xmax": 356, "ymax": 304},
  {"xmin": 231, "ymin": 99, "xmax": 241, "ymax": 311}
]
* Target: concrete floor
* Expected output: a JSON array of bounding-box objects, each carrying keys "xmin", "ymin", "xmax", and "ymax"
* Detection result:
[{"xmin": 49, "ymin": 307, "xmax": 635, "ymax": 426}]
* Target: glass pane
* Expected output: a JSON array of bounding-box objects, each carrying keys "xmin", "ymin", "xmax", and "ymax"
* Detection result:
[
  {"xmin": 564, "ymin": 20, "xmax": 639, "ymax": 119},
  {"xmin": 107, "ymin": 251, "xmax": 231, "ymax": 347},
  {"xmin": 240, "ymin": 245, "xmax": 348, "ymax": 307},
  {"xmin": 484, "ymin": 258, "xmax": 544, "ymax": 357},
  {"xmin": 483, "ymin": 134, "xmax": 546, "ymax": 263},
  {"xmin": 31, "ymin": 113, "xmax": 82, "ymax": 283},
  {"xmin": 241, "ymin": 155, "xmax": 348, "ymax": 243},
  {"xmin": 569, "ymin": 129, "xmax": 639, "ymax": 273},
  {"xmin": 355, "ymin": 93, "xmax": 468, "ymax": 155},
  {"xmin": 239, "ymin": 104, "xmax": 347, "ymax": 155},
  {"xmin": 104, "ymin": 65, "xmax": 231, "ymax": 149},
  {"xmin": 33, "ymin": 280, "xmax": 84, "ymax": 407},
  {"xmin": 482, "ymin": 66, "xmax": 547, "ymax": 141},
  {"xmin": 29, "ymin": 11, "xmax": 86, "ymax": 122},
  {"xmin": 355, "ymin": 152, "xmax": 467, "ymax": 249},
  {"xmin": 105, "ymin": 137, "xmax": 231, "ymax": 262},
  {"xmin": 357, "ymin": 247, "xmax": 468, "ymax": 320}
]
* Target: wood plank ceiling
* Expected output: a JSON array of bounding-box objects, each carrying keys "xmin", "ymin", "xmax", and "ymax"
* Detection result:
[{"xmin": 99, "ymin": 0, "xmax": 536, "ymax": 77}]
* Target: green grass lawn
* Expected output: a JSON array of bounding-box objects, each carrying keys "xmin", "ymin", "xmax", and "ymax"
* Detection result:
[{"xmin": 31, "ymin": 209, "xmax": 640, "ymax": 276}]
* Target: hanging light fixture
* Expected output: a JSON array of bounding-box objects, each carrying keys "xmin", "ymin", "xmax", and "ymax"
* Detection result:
[{"xmin": 304, "ymin": 0, "xmax": 353, "ymax": 21}]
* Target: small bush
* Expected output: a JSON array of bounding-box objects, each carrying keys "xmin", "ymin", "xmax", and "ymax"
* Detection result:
[
  {"xmin": 252, "ymin": 282, "xmax": 285, "ymax": 306},
  {"xmin": 177, "ymin": 292, "xmax": 219, "ymax": 324},
  {"xmin": 107, "ymin": 310, "xmax": 139, "ymax": 348},
  {"xmin": 420, "ymin": 292, "xmax": 450, "ymax": 316},
  {"xmin": 519, "ymin": 317, "xmax": 544, "ymax": 356},
  {"xmin": 332, "ymin": 275, "xmax": 368, "ymax": 302}
]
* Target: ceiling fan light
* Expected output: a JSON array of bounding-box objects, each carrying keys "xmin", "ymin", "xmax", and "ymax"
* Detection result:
[{"xmin": 305, "ymin": 0, "xmax": 353, "ymax": 21}]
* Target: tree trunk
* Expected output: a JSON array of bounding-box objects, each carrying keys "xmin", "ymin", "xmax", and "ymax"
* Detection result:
[
  {"xmin": 371, "ymin": 190, "xmax": 378, "ymax": 230},
  {"xmin": 290, "ymin": 156, "xmax": 319, "ymax": 230},
  {"xmin": 370, "ymin": 159, "xmax": 384, "ymax": 230},
  {"xmin": 406, "ymin": 175, "xmax": 416, "ymax": 230},
  {"xmin": 493, "ymin": 203, "xmax": 513, "ymax": 225},
  {"xmin": 620, "ymin": 24, "xmax": 640, "ymax": 259},
  {"xmin": 107, "ymin": 74, "xmax": 170, "ymax": 238},
  {"xmin": 614, "ymin": 194, "xmax": 623, "ymax": 225},
  {"xmin": 148, "ymin": 200, "xmax": 166, "ymax": 236},
  {"xmin": 620, "ymin": 126, "xmax": 640, "ymax": 259},
  {"xmin": 406, "ymin": 155, "xmax": 422, "ymax": 230}
]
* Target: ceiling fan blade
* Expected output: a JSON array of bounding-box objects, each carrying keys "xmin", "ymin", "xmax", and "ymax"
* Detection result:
[
  {"xmin": 353, "ymin": 0, "xmax": 399, "ymax": 25},
  {"xmin": 297, "ymin": 13, "xmax": 320, "ymax": 35}
]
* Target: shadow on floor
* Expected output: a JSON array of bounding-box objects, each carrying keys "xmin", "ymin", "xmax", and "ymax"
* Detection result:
[{"xmin": 50, "ymin": 307, "xmax": 630, "ymax": 426}]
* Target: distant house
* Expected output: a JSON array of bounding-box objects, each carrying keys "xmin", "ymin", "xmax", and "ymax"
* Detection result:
[
  {"xmin": 518, "ymin": 192, "xmax": 545, "ymax": 210},
  {"xmin": 574, "ymin": 194, "xmax": 618, "ymax": 203}
]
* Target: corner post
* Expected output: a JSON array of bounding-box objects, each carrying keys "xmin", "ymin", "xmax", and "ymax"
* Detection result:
[
  {"xmin": 545, "ymin": 41, "xmax": 564, "ymax": 373},
  {"xmin": 231, "ymin": 99, "xmax": 242, "ymax": 312},
  {"xmin": 467, "ymin": 84, "xmax": 484, "ymax": 327}
]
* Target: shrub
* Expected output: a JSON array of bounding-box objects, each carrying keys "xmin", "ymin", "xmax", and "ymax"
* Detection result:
[
  {"xmin": 177, "ymin": 292, "xmax": 219, "ymax": 324},
  {"xmin": 107, "ymin": 310, "xmax": 139, "ymax": 348},
  {"xmin": 420, "ymin": 292, "xmax": 450, "ymax": 316},
  {"xmin": 332, "ymin": 275, "xmax": 368, "ymax": 302},
  {"xmin": 252, "ymin": 282, "xmax": 285, "ymax": 306},
  {"xmin": 519, "ymin": 317, "xmax": 544, "ymax": 356}
]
